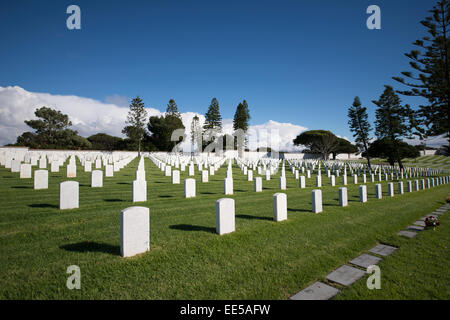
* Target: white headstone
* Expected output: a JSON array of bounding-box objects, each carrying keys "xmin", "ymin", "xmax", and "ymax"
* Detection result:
[
  {"xmin": 172, "ymin": 170, "xmax": 180, "ymax": 184},
  {"xmin": 201, "ymin": 170, "xmax": 209, "ymax": 183},
  {"xmin": 247, "ymin": 170, "xmax": 253, "ymax": 181},
  {"xmin": 254, "ymin": 177, "xmax": 262, "ymax": 192},
  {"xmin": 184, "ymin": 178, "xmax": 196, "ymax": 198},
  {"xmin": 279, "ymin": 176, "xmax": 286, "ymax": 190},
  {"xmin": 359, "ymin": 185, "xmax": 367, "ymax": 202},
  {"xmin": 20, "ymin": 163, "xmax": 31, "ymax": 179},
  {"xmin": 216, "ymin": 198, "xmax": 235, "ymax": 235},
  {"xmin": 316, "ymin": 175, "xmax": 322, "ymax": 187},
  {"xmin": 132, "ymin": 180, "xmax": 147, "ymax": 202},
  {"xmin": 407, "ymin": 180, "xmax": 412, "ymax": 192},
  {"xmin": 312, "ymin": 189, "xmax": 323, "ymax": 213},
  {"xmin": 91, "ymin": 170, "xmax": 103, "ymax": 188},
  {"xmin": 34, "ymin": 170, "xmax": 48, "ymax": 189},
  {"xmin": 84, "ymin": 161, "xmax": 92, "ymax": 172},
  {"xmin": 51, "ymin": 161, "xmax": 59, "ymax": 172},
  {"xmin": 299, "ymin": 176, "xmax": 306, "ymax": 188},
  {"xmin": 11, "ymin": 159, "xmax": 21, "ymax": 172},
  {"xmin": 388, "ymin": 182, "xmax": 394, "ymax": 197},
  {"xmin": 339, "ymin": 187, "xmax": 348, "ymax": 207},
  {"xmin": 398, "ymin": 181, "xmax": 404, "ymax": 194},
  {"xmin": 273, "ymin": 193, "xmax": 287, "ymax": 222},
  {"xmin": 67, "ymin": 164, "xmax": 77, "ymax": 178},
  {"xmin": 120, "ymin": 206, "xmax": 150, "ymax": 257},
  {"xmin": 59, "ymin": 181, "xmax": 79, "ymax": 210},
  {"xmin": 105, "ymin": 164, "xmax": 114, "ymax": 177},
  {"xmin": 165, "ymin": 166, "xmax": 171, "ymax": 177},
  {"xmin": 375, "ymin": 184, "xmax": 382, "ymax": 199},
  {"xmin": 224, "ymin": 177, "xmax": 233, "ymax": 195}
]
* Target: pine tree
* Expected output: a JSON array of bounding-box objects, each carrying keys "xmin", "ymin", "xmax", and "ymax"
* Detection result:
[
  {"xmin": 372, "ymin": 86, "xmax": 412, "ymax": 169},
  {"xmin": 203, "ymin": 98, "xmax": 222, "ymax": 148},
  {"xmin": 203, "ymin": 98, "xmax": 222, "ymax": 130},
  {"xmin": 347, "ymin": 96, "xmax": 372, "ymax": 170},
  {"xmin": 392, "ymin": 0, "xmax": 450, "ymax": 150},
  {"xmin": 166, "ymin": 99, "xmax": 181, "ymax": 119},
  {"xmin": 233, "ymin": 100, "xmax": 251, "ymax": 132},
  {"xmin": 122, "ymin": 96, "xmax": 148, "ymax": 156},
  {"xmin": 190, "ymin": 115, "xmax": 202, "ymax": 153}
]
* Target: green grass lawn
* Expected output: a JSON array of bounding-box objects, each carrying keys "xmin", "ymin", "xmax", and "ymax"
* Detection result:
[
  {"xmin": 350, "ymin": 155, "xmax": 450, "ymax": 170},
  {"xmin": 0, "ymin": 157, "xmax": 449, "ymax": 299}
]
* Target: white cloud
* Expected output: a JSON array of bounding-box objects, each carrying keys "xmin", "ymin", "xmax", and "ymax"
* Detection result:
[
  {"xmin": 0, "ymin": 86, "xmax": 308, "ymax": 151},
  {"xmin": 405, "ymin": 134, "xmax": 448, "ymax": 148}
]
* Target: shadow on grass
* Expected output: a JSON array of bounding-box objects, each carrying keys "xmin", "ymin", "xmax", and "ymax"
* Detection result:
[
  {"xmin": 60, "ymin": 241, "xmax": 120, "ymax": 255},
  {"xmin": 117, "ymin": 182, "xmax": 131, "ymax": 185},
  {"xmin": 323, "ymin": 203, "xmax": 336, "ymax": 207},
  {"xmin": 11, "ymin": 186, "xmax": 32, "ymax": 189},
  {"xmin": 287, "ymin": 208, "xmax": 310, "ymax": 212},
  {"xmin": 200, "ymin": 192, "xmax": 215, "ymax": 195},
  {"xmin": 236, "ymin": 214, "xmax": 272, "ymax": 221},
  {"xmin": 104, "ymin": 199, "xmax": 125, "ymax": 202},
  {"xmin": 158, "ymin": 195, "xmax": 173, "ymax": 198},
  {"xmin": 28, "ymin": 203, "xmax": 58, "ymax": 208},
  {"xmin": 169, "ymin": 224, "xmax": 215, "ymax": 233}
]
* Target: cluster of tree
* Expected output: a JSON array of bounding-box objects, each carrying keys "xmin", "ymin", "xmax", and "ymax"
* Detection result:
[{"xmin": 117, "ymin": 96, "xmax": 252, "ymax": 155}]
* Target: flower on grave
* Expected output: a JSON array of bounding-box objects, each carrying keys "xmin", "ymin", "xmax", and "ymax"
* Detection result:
[{"xmin": 424, "ymin": 216, "xmax": 440, "ymax": 229}]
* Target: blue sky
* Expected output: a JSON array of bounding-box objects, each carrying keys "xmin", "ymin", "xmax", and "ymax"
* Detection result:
[{"xmin": 0, "ymin": 0, "xmax": 434, "ymax": 145}]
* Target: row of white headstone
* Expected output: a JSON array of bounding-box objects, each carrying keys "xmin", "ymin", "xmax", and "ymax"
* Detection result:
[
  {"xmin": 311, "ymin": 176, "xmax": 450, "ymax": 213},
  {"xmin": 120, "ymin": 192, "xmax": 288, "ymax": 257}
]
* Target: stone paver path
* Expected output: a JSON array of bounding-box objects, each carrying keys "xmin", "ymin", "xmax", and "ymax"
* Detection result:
[
  {"xmin": 397, "ymin": 230, "xmax": 417, "ymax": 238},
  {"xmin": 326, "ymin": 265, "xmax": 366, "ymax": 286},
  {"xmin": 368, "ymin": 244, "xmax": 397, "ymax": 256},
  {"xmin": 290, "ymin": 282, "xmax": 340, "ymax": 300},
  {"xmin": 349, "ymin": 253, "xmax": 382, "ymax": 268}
]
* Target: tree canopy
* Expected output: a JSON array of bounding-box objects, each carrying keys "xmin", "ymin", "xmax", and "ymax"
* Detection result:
[
  {"xmin": 122, "ymin": 96, "xmax": 148, "ymax": 156},
  {"xmin": 393, "ymin": 0, "xmax": 450, "ymax": 149},
  {"xmin": 348, "ymin": 96, "xmax": 372, "ymax": 169},
  {"xmin": 16, "ymin": 106, "xmax": 91, "ymax": 150},
  {"xmin": 293, "ymin": 130, "xmax": 339, "ymax": 160},
  {"xmin": 367, "ymin": 138, "xmax": 420, "ymax": 166}
]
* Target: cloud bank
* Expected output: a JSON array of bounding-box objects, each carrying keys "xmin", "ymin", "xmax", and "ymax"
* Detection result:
[{"xmin": 0, "ymin": 86, "xmax": 307, "ymax": 152}]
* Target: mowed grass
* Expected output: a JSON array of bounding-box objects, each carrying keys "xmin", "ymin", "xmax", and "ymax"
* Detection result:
[
  {"xmin": 350, "ymin": 155, "xmax": 450, "ymax": 170},
  {"xmin": 0, "ymin": 157, "xmax": 449, "ymax": 299}
]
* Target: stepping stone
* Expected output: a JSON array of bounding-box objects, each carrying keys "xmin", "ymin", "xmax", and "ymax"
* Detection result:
[
  {"xmin": 368, "ymin": 244, "xmax": 397, "ymax": 256},
  {"xmin": 397, "ymin": 230, "xmax": 417, "ymax": 238},
  {"xmin": 408, "ymin": 225, "xmax": 424, "ymax": 232},
  {"xmin": 349, "ymin": 254, "xmax": 382, "ymax": 268},
  {"xmin": 326, "ymin": 265, "xmax": 366, "ymax": 286},
  {"xmin": 413, "ymin": 220, "xmax": 426, "ymax": 227},
  {"xmin": 289, "ymin": 282, "xmax": 340, "ymax": 300}
]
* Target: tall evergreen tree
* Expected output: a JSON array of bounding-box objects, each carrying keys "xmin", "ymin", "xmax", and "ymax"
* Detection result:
[
  {"xmin": 203, "ymin": 98, "xmax": 222, "ymax": 149},
  {"xmin": 347, "ymin": 96, "xmax": 372, "ymax": 170},
  {"xmin": 190, "ymin": 115, "xmax": 202, "ymax": 153},
  {"xmin": 122, "ymin": 96, "xmax": 148, "ymax": 156},
  {"xmin": 233, "ymin": 100, "xmax": 251, "ymax": 132},
  {"xmin": 392, "ymin": 0, "xmax": 450, "ymax": 150},
  {"xmin": 372, "ymin": 86, "xmax": 412, "ymax": 169},
  {"xmin": 166, "ymin": 99, "xmax": 181, "ymax": 119}
]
